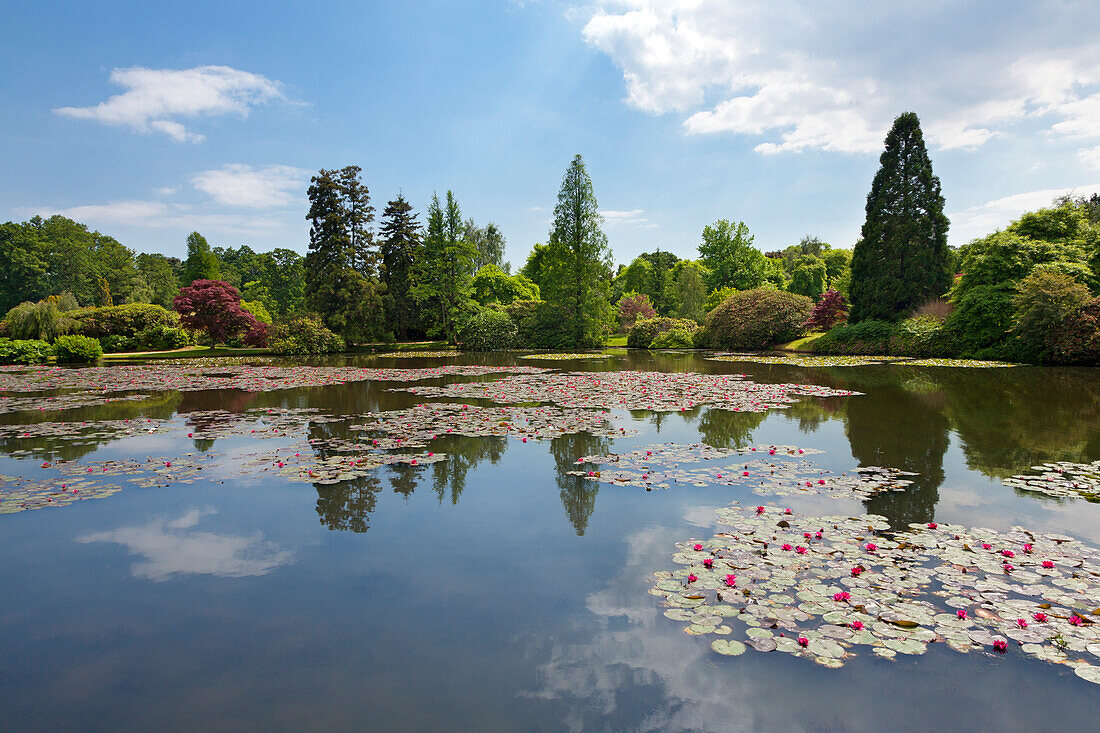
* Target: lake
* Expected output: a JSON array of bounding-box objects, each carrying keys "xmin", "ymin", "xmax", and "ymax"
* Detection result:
[{"xmin": 1, "ymin": 351, "xmax": 1099, "ymax": 731}]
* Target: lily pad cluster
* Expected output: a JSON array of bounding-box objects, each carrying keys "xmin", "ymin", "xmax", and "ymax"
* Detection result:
[
  {"xmin": 371, "ymin": 351, "xmax": 459, "ymax": 358},
  {"xmin": 238, "ymin": 446, "xmax": 446, "ymax": 485},
  {"xmin": 0, "ymin": 363, "xmax": 553, "ymax": 401},
  {"xmin": 649, "ymin": 505, "xmax": 1100, "ymax": 680},
  {"xmin": 1003, "ymin": 461, "xmax": 1100, "ymax": 501},
  {"xmin": 707, "ymin": 354, "xmax": 901, "ymax": 367},
  {"xmin": 0, "ymin": 392, "xmax": 152, "ymax": 415},
  {"xmin": 568, "ymin": 443, "xmax": 915, "ymax": 500},
  {"xmin": 899, "ymin": 358, "xmax": 1017, "ymax": 368},
  {"xmin": 0, "ymin": 474, "xmax": 122, "ymax": 514},
  {"xmin": 394, "ymin": 371, "xmax": 859, "ymax": 413},
  {"xmin": 350, "ymin": 402, "xmax": 633, "ymax": 446},
  {"xmin": 518, "ymin": 353, "xmax": 612, "ymax": 360},
  {"xmin": 49, "ymin": 454, "xmax": 221, "ymax": 488}
]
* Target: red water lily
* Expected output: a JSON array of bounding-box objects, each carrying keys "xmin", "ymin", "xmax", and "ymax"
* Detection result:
[
  {"xmin": 797, "ymin": 637, "xmax": 809, "ymax": 647},
  {"xmin": 724, "ymin": 574, "xmax": 737, "ymax": 587},
  {"xmin": 957, "ymin": 609, "xmax": 967, "ymax": 619},
  {"xmin": 993, "ymin": 639, "xmax": 1008, "ymax": 652}
]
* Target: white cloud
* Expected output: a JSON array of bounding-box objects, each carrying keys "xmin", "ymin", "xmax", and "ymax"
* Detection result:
[
  {"xmin": 1080, "ymin": 146, "xmax": 1100, "ymax": 171},
  {"xmin": 76, "ymin": 509, "xmax": 293, "ymax": 581},
  {"xmin": 154, "ymin": 186, "xmax": 179, "ymax": 196},
  {"xmin": 21, "ymin": 199, "xmax": 292, "ymax": 238},
  {"xmin": 949, "ymin": 182, "xmax": 1100, "ymax": 243},
  {"xmin": 54, "ymin": 65, "xmax": 285, "ymax": 142},
  {"xmin": 192, "ymin": 164, "xmax": 310, "ymax": 208},
  {"xmin": 582, "ymin": 1, "xmax": 1100, "ymax": 155},
  {"xmin": 602, "ymin": 208, "xmax": 657, "ymax": 228}
]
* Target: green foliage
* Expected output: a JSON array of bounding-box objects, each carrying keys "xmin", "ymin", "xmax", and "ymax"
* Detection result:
[
  {"xmin": 1049, "ymin": 297, "xmax": 1100, "ymax": 365},
  {"xmin": 650, "ymin": 326, "xmax": 696, "ymax": 349},
  {"xmin": 410, "ymin": 191, "xmax": 476, "ymax": 344},
  {"xmin": 627, "ymin": 317, "xmax": 700, "ymax": 349},
  {"xmin": 698, "ymin": 220, "xmax": 769, "ymax": 291},
  {"xmin": 822, "ymin": 249, "xmax": 853, "ymax": 295},
  {"xmin": 379, "ymin": 194, "xmax": 422, "ymax": 339},
  {"xmin": 471, "ymin": 264, "xmax": 539, "ymax": 306},
  {"xmin": 135, "ymin": 253, "xmax": 180, "ymax": 308},
  {"xmin": 705, "ymin": 286, "xmax": 738, "ymax": 312},
  {"xmin": 135, "ymin": 325, "xmax": 190, "ymax": 351},
  {"xmin": 507, "ymin": 300, "xmax": 574, "ymax": 349},
  {"xmin": 670, "ymin": 260, "xmax": 709, "ymax": 322},
  {"xmin": 540, "ymin": 155, "xmax": 614, "ymax": 347},
  {"xmin": 519, "ymin": 243, "xmax": 552, "ymax": 294},
  {"xmin": 2, "ymin": 300, "xmax": 68, "ymax": 341},
  {"xmin": 703, "ymin": 289, "xmax": 813, "ymax": 349},
  {"xmin": 850, "ymin": 112, "xmax": 951, "ymax": 322},
  {"xmin": 0, "ymin": 338, "xmax": 52, "ymax": 364},
  {"xmin": 240, "ymin": 299, "xmax": 273, "ymax": 325},
  {"xmin": 182, "ymin": 232, "xmax": 221, "ymax": 285},
  {"xmin": 811, "ymin": 320, "xmax": 898, "ymax": 355},
  {"xmin": 890, "ymin": 315, "xmax": 950, "ymax": 357},
  {"xmin": 1012, "ymin": 267, "xmax": 1091, "ymax": 360},
  {"xmin": 270, "ymin": 315, "xmax": 345, "ymax": 354},
  {"xmin": 53, "ymin": 334, "xmax": 103, "ymax": 363},
  {"xmin": 260, "ymin": 249, "xmax": 307, "ymax": 317},
  {"xmin": 786, "ymin": 255, "xmax": 828, "ymax": 298},
  {"xmin": 465, "ymin": 220, "xmax": 506, "ymax": 272},
  {"xmin": 459, "ymin": 308, "xmax": 518, "ymax": 351},
  {"xmin": 69, "ymin": 303, "xmax": 178, "ymax": 339}
]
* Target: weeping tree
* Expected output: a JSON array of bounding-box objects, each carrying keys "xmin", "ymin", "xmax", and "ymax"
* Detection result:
[{"xmin": 850, "ymin": 112, "xmax": 951, "ymax": 322}]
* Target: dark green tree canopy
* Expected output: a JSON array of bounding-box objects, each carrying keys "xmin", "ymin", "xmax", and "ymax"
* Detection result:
[
  {"xmin": 379, "ymin": 193, "xmax": 422, "ymax": 339},
  {"xmin": 849, "ymin": 111, "xmax": 951, "ymax": 321},
  {"xmin": 183, "ymin": 232, "xmax": 222, "ymax": 285}
]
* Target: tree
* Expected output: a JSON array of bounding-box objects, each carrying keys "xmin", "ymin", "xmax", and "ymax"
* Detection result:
[
  {"xmin": 260, "ymin": 249, "xmax": 306, "ymax": 317},
  {"xmin": 541, "ymin": 154, "xmax": 614, "ymax": 346},
  {"xmin": 182, "ymin": 232, "xmax": 222, "ymax": 285},
  {"xmin": 136, "ymin": 253, "xmax": 180, "ymax": 308},
  {"xmin": 850, "ymin": 112, "xmax": 951, "ymax": 322},
  {"xmin": 378, "ymin": 194, "xmax": 422, "ymax": 339},
  {"xmin": 411, "ymin": 191, "xmax": 476, "ymax": 344},
  {"xmin": 787, "ymin": 255, "xmax": 828, "ymax": 298},
  {"xmin": 1012, "ymin": 266, "xmax": 1091, "ymax": 360},
  {"xmin": 465, "ymin": 220, "xmax": 506, "ymax": 272},
  {"xmin": 0, "ymin": 220, "xmax": 47, "ymax": 313},
  {"xmin": 519, "ymin": 243, "xmax": 552, "ymax": 293},
  {"xmin": 173, "ymin": 279, "xmax": 257, "ymax": 344},
  {"xmin": 305, "ymin": 167, "xmax": 384, "ymax": 342},
  {"xmin": 805, "ymin": 289, "xmax": 849, "ymax": 331},
  {"xmin": 697, "ymin": 219, "xmax": 769, "ymax": 291},
  {"xmin": 470, "ymin": 264, "xmax": 539, "ymax": 305},
  {"xmin": 822, "ymin": 248, "xmax": 853, "ymax": 294},
  {"xmin": 670, "ymin": 260, "xmax": 709, "ymax": 323}
]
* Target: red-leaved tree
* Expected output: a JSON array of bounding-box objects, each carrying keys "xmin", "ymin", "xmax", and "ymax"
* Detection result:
[
  {"xmin": 617, "ymin": 292, "xmax": 657, "ymax": 332},
  {"xmin": 173, "ymin": 279, "xmax": 258, "ymax": 345},
  {"xmin": 805, "ymin": 289, "xmax": 849, "ymax": 331}
]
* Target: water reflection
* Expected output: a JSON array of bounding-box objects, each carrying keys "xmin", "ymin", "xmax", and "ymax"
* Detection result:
[
  {"xmin": 552, "ymin": 432, "xmax": 611, "ymax": 535},
  {"xmin": 76, "ymin": 508, "xmax": 293, "ymax": 580}
]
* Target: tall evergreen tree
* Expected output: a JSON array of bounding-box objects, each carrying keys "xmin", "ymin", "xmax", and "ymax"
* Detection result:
[
  {"xmin": 182, "ymin": 232, "xmax": 221, "ymax": 285},
  {"xmin": 304, "ymin": 167, "xmax": 383, "ymax": 342},
  {"xmin": 410, "ymin": 191, "xmax": 476, "ymax": 344},
  {"xmin": 379, "ymin": 194, "xmax": 422, "ymax": 339},
  {"xmin": 542, "ymin": 154, "xmax": 613, "ymax": 346},
  {"xmin": 849, "ymin": 112, "xmax": 951, "ymax": 321}
]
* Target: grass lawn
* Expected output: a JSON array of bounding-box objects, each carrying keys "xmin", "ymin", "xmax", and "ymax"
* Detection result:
[
  {"xmin": 605, "ymin": 334, "xmax": 629, "ymax": 347},
  {"xmin": 103, "ymin": 345, "xmax": 273, "ymax": 361},
  {"xmin": 775, "ymin": 332, "xmax": 825, "ymax": 352}
]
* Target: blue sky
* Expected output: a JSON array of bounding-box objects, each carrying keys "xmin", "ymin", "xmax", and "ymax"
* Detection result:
[{"xmin": 3, "ymin": 0, "xmax": 1099, "ymax": 267}]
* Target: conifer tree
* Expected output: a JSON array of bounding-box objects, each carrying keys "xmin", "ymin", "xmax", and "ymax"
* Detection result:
[
  {"xmin": 542, "ymin": 154, "xmax": 613, "ymax": 346},
  {"xmin": 849, "ymin": 112, "xmax": 950, "ymax": 322},
  {"xmin": 411, "ymin": 191, "xmax": 476, "ymax": 344},
  {"xmin": 379, "ymin": 193, "xmax": 422, "ymax": 339}
]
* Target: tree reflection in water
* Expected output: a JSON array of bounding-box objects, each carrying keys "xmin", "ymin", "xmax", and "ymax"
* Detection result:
[{"xmin": 552, "ymin": 431, "xmax": 611, "ymax": 536}]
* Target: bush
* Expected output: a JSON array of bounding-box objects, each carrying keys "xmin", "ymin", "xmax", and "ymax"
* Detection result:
[
  {"xmin": 945, "ymin": 284, "xmax": 1017, "ymax": 352},
  {"xmin": 628, "ymin": 317, "xmax": 700, "ymax": 348},
  {"xmin": 53, "ymin": 335, "xmax": 103, "ymax": 363},
  {"xmin": 1011, "ymin": 267, "xmax": 1091, "ymax": 361},
  {"xmin": 135, "ymin": 325, "xmax": 190, "ymax": 351},
  {"xmin": 703, "ymin": 289, "xmax": 813, "ymax": 349},
  {"xmin": 890, "ymin": 315, "xmax": 950, "ymax": 357},
  {"xmin": 650, "ymin": 327, "xmax": 696, "ymax": 348},
  {"xmin": 69, "ymin": 303, "xmax": 178, "ymax": 339},
  {"xmin": 241, "ymin": 322, "xmax": 270, "ymax": 348},
  {"xmin": 98, "ymin": 334, "xmax": 136, "ymax": 353},
  {"xmin": 507, "ymin": 300, "xmax": 574, "ymax": 349},
  {"xmin": 269, "ymin": 315, "xmax": 345, "ymax": 355},
  {"xmin": 1050, "ymin": 297, "xmax": 1100, "ymax": 365},
  {"xmin": 0, "ymin": 338, "xmax": 53, "ymax": 364},
  {"xmin": 811, "ymin": 320, "xmax": 898, "ymax": 355},
  {"xmin": 616, "ymin": 292, "xmax": 657, "ymax": 332},
  {"xmin": 240, "ymin": 299, "xmax": 273, "ymax": 325},
  {"xmin": 459, "ymin": 309, "xmax": 518, "ymax": 351}
]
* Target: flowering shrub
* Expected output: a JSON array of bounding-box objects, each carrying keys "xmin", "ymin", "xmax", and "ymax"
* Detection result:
[
  {"xmin": 703, "ymin": 289, "xmax": 812, "ymax": 349},
  {"xmin": 616, "ymin": 292, "xmax": 657, "ymax": 332},
  {"xmin": 53, "ymin": 334, "xmax": 103, "ymax": 363},
  {"xmin": 804, "ymin": 289, "xmax": 848, "ymax": 331},
  {"xmin": 269, "ymin": 315, "xmax": 344, "ymax": 354},
  {"xmin": 1049, "ymin": 297, "xmax": 1100, "ymax": 365}
]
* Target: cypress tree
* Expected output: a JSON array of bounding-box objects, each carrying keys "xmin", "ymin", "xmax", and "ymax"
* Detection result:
[{"xmin": 849, "ymin": 112, "xmax": 950, "ymax": 322}]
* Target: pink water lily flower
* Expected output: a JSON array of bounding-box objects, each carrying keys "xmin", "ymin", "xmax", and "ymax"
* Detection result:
[
  {"xmin": 797, "ymin": 636, "xmax": 809, "ymax": 647},
  {"xmin": 993, "ymin": 639, "xmax": 1007, "ymax": 652},
  {"xmin": 742, "ymin": 471, "xmax": 750, "ymax": 476},
  {"xmin": 1042, "ymin": 560, "xmax": 1055, "ymax": 568},
  {"xmin": 1022, "ymin": 543, "xmax": 1033, "ymax": 553},
  {"xmin": 687, "ymin": 573, "xmax": 698, "ymax": 583},
  {"xmin": 1001, "ymin": 549, "xmax": 1015, "ymax": 558},
  {"xmin": 1033, "ymin": 612, "xmax": 1048, "ymax": 622},
  {"xmin": 1016, "ymin": 618, "xmax": 1028, "ymax": 628},
  {"xmin": 850, "ymin": 621, "xmax": 864, "ymax": 630},
  {"xmin": 850, "ymin": 566, "xmax": 863, "ymax": 576},
  {"xmin": 784, "ymin": 508, "xmax": 793, "ymax": 515},
  {"xmin": 756, "ymin": 506, "xmax": 765, "ymax": 514},
  {"xmin": 865, "ymin": 543, "xmax": 878, "ymax": 552},
  {"xmin": 795, "ymin": 546, "xmax": 807, "ymax": 555},
  {"xmin": 1070, "ymin": 616, "xmax": 1085, "ymax": 626},
  {"xmin": 703, "ymin": 558, "xmax": 714, "ymax": 569},
  {"xmin": 957, "ymin": 609, "xmax": 967, "ymax": 619},
  {"xmin": 927, "ymin": 522, "xmax": 938, "ymax": 529},
  {"xmin": 693, "ymin": 544, "xmax": 703, "ymax": 551},
  {"xmin": 981, "ymin": 543, "xmax": 992, "ymax": 550},
  {"xmin": 724, "ymin": 574, "xmax": 737, "ymax": 587},
  {"xmin": 1002, "ymin": 563, "xmax": 1014, "ymax": 572},
  {"xmin": 781, "ymin": 544, "xmax": 793, "ymax": 551},
  {"xmin": 833, "ymin": 591, "xmax": 850, "ymax": 602},
  {"xmin": 815, "ymin": 531, "xmax": 823, "ymax": 539}
]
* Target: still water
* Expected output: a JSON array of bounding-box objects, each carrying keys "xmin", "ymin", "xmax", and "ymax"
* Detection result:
[{"xmin": 1, "ymin": 351, "xmax": 1098, "ymax": 731}]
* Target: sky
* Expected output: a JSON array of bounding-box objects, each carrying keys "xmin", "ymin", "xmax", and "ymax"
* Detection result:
[{"xmin": 2, "ymin": 0, "xmax": 1100, "ymax": 268}]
